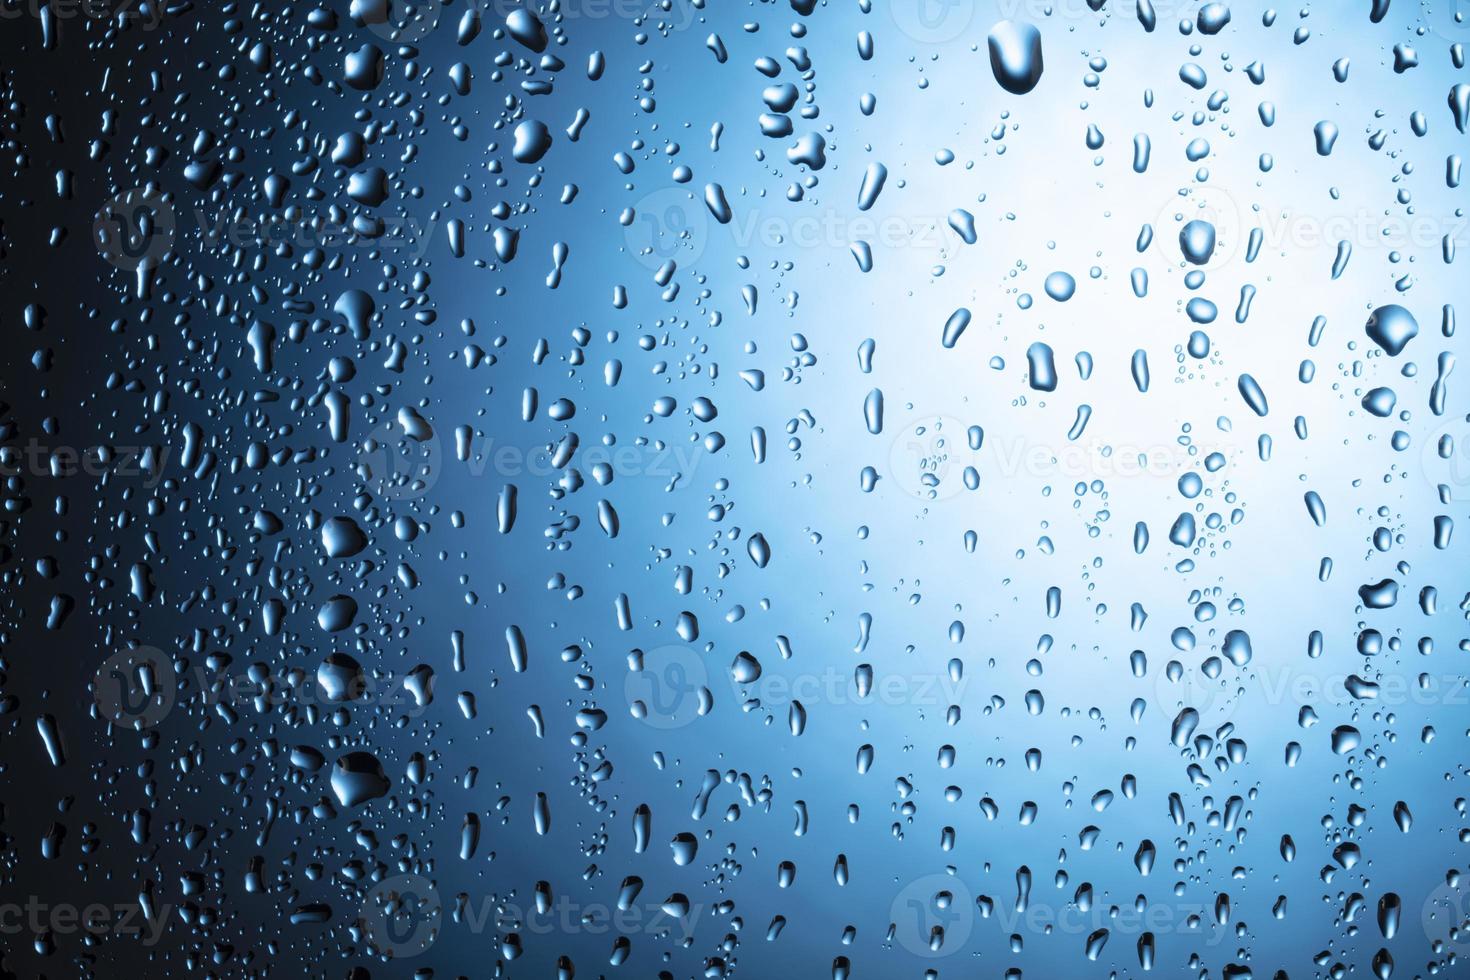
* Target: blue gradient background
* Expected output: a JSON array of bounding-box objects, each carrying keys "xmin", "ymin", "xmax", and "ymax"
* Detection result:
[{"xmin": 0, "ymin": 0, "xmax": 1468, "ymax": 977}]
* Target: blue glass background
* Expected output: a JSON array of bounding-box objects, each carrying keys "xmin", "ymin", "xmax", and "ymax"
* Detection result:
[{"xmin": 0, "ymin": 0, "xmax": 1467, "ymax": 977}]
